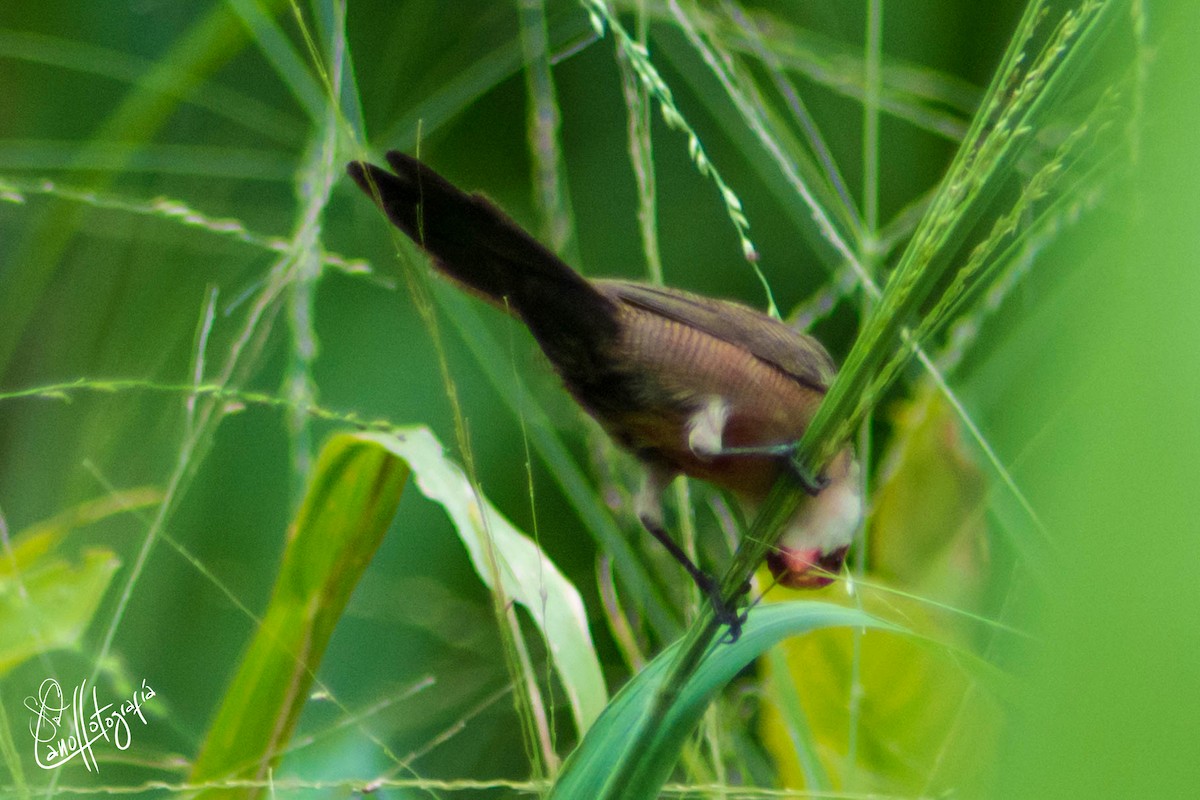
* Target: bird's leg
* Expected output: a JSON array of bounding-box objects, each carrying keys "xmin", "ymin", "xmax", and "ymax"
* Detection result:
[
  {"xmin": 636, "ymin": 466, "xmax": 748, "ymax": 641},
  {"xmin": 687, "ymin": 396, "xmax": 828, "ymax": 495}
]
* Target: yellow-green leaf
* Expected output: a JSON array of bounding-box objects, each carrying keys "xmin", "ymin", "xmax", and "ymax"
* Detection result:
[{"xmin": 0, "ymin": 490, "xmax": 154, "ymax": 674}]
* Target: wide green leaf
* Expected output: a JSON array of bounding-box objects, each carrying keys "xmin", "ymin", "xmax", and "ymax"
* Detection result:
[{"xmin": 550, "ymin": 602, "xmax": 895, "ymax": 799}]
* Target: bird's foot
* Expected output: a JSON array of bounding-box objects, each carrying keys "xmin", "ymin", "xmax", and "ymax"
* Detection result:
[
  {"xmin": 788, "ymin": 458, "xmax": 830, "ymax": 496},
  {"xmin": 695, "ymin": 572, "xmax": 751, "ymax": 644}
]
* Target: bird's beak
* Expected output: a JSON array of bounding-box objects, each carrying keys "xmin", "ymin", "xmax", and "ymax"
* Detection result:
[{"xmin": 767, "ymin": 545, "xmax": 849, "ymax": 588}]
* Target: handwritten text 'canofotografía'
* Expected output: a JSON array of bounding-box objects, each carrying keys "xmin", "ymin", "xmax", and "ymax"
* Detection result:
[{"xmin": 24, "ymin": 677, "xmax": 156, "ymax": 772}]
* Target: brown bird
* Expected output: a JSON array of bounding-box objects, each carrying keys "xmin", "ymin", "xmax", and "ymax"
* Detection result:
[{"xmin": 347, "ymin": 152, "xmax": 862, "ymax": 637}]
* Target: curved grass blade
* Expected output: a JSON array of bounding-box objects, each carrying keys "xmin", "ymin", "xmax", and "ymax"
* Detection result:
[
  {"xmin": 190, "ymin": 432, "xmax": 409, "ymax": 793},
  {"xmin": 359, "ymin": 428, "xmax": 608, "ymax": 734},
  {"xmin": 549, "ymin": 602, "xmax": 895, "ymax": 800}
]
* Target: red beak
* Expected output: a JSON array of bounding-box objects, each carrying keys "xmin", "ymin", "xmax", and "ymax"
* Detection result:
[{"xmin": 767, "ymin": 545, "xmax": 849, "ymax": 589}]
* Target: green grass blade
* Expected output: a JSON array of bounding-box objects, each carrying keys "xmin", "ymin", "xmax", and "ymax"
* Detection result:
[
  {"xmin": 0, "ymin": 28, "xmax": 304, "ymax": 146},
  {"xmin": 380, "ymin": 11, "xmax": 592, "ymax": 149},
  {"xmin": 0, "ymin": 690, "xmax": 28, "ymax": 799},
  {"xmin": 519, "ymin": 0, "xmax": 578, "ymax": 262},
  {"xmin": 190, "ymin": 432, "xmax": 409, "ymax": 792},
  {"xmin": 308, "ymin": 0, "xmax": 367, "ymax": 142},
  {"xmin": 549, "ymin": 602, "xmax": 894, "ymax": 800},
  {"xmin": 224, "ymin": 0, "xmax": 327, "ymax": 124},
  {"xmin": 0, "ymin": 141, "xmax": 295, "ymax": 179},
  {"xmin": 638, "ymin": 1, "xmax": 978, "ymax": 140}
]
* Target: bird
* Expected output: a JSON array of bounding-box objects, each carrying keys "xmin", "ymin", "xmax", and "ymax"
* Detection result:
[{"xmin": 347, "ymin": 152, "xmax": 862, "ymax": 639}]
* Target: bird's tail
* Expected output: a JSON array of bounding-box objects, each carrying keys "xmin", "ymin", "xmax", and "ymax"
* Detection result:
[{"xmin": 347, "ymin": 152, "xmax": 619, "ymax": 374}]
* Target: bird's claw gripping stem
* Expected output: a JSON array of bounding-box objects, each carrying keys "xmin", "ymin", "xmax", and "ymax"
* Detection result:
[
  {"xmin": 694, "ymin": 572, "xmax": 751, "ymax": 643},
  {"xmin": 789, "ymin": 456, "xmax": 830, "ymax": 496},
  {"xmin": 640, "ymin": 513, "xmax": 751, "ymax": 643}
]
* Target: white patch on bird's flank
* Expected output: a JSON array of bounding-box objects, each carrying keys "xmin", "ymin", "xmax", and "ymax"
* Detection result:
[{"xmin": 687, "ymin": 395, "xmax": 730, "ymax": 457}]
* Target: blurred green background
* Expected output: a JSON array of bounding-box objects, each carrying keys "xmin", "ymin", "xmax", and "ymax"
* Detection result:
[{"xmin": 1, "ymin": 0, "xmax": 1197, "ymax": 797}]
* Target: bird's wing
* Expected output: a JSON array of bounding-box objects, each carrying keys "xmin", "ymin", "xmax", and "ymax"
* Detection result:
[{"xmin": 598, "ymin": 280, "xmax": 837, "ymax": 392}]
